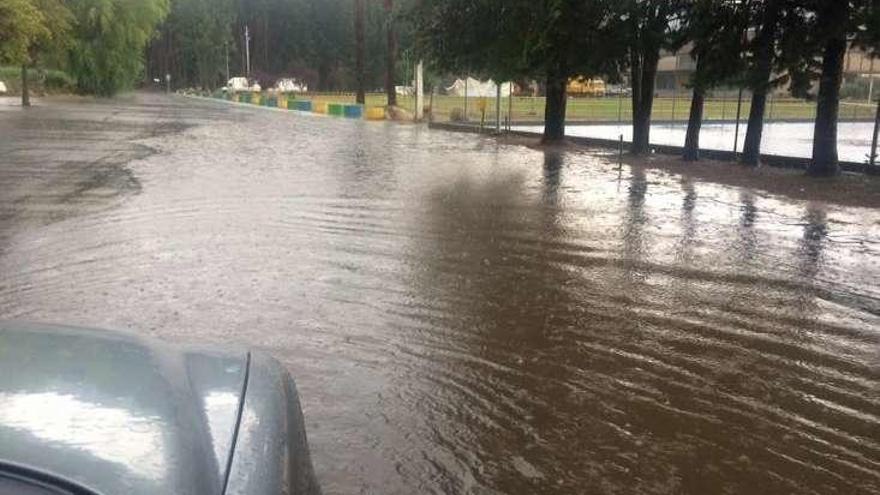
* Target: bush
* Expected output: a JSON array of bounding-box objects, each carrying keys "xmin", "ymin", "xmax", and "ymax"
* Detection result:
[
  {"xmin": 0, "ymin": 66, "xmax": 75, "ymax": 95},
  {"xmin": 43, "ymin": 69, "xmax": 75, "ymax": 91}
]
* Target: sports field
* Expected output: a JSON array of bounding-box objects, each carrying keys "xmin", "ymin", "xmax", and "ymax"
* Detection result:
[{"xmin": 296, "ymin": 92, "xmax": 876, "ymax": 123}]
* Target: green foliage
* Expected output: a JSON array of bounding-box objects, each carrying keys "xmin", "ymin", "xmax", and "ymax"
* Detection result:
[
  {"xmin": 145, "ymin": 0, "xmax": 414, "ymax": 91},
  {"xmin": 413, "ymin": 0, "xmax": 619, "ymax": 81},
  {"xmin": 67, "ymin": 0, "xmax": 169, "ymax": 96},
  {"xmin": 683, "ymin": 0, "xmax": 748, "ymax": 90},
  {"xmin": 164, "ymin": 0, "xmax": 235, "ymax": 89},
  {"xmin": 0, "ymin": 0, "xmax": 49, "ymax": 65}
]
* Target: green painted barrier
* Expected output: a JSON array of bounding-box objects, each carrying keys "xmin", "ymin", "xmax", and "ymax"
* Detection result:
[
  {"xmin": 328, "ymin": 103, "xmax": 344, "ymax": 116},
  {"xmin": 343, "ymin": 104, "xmax": 364, "ymax": 119},
  {"xmin": 287, "ymin": 97, "xmax": 297, "ymax": 109}
]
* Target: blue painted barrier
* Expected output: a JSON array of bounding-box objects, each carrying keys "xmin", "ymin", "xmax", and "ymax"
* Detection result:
[
  {"xmin": 295, "ymin": 100, "xmax": 312, "ymax": 112},
  {"xmin": 343, "ymin": 104, "xmax": 364, "ymax": 119}
]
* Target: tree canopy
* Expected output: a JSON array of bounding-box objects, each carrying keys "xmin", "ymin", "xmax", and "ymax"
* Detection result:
[
  {"xmin": 0, "ymin": 0, "xmax": 46, "ymax": 66},
  {"xmin": 68, "ymin": 0, "xmax": 170, "ymax": 96}
]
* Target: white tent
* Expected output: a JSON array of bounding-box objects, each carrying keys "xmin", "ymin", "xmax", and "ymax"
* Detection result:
[{"xmin": 445, "ymin": 77, "xmax": 513, "ymax": 97}]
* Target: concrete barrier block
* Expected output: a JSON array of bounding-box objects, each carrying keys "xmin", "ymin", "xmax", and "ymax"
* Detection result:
[
  {"xmin": 343, "ymin": 104, "xmax": 364, "ymax": 119},
  {"xmin": 328, "ymin": 103, "xmax": 344, "ymax": 116},
  {"xmin": 366, "ymin": 106, "xmax": 386, "ymax": 120}
]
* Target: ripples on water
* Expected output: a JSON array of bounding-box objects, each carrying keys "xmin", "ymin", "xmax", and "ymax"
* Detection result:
[{"xmin": 0, "ymin": 95, "xmax": 878, "ymax": 494}]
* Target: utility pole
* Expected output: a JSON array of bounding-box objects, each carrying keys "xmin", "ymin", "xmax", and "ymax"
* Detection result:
[
  {"xmin": 244, "ymin": 25, "xmax": 251, "ymax": 78},
  {"xmin": 495, "ymin": 81, "xmax": 501, "ymax": 133},
  {"xmin": 464, "ymin": 76, "xmax": 469, "ymax": 121},
  {"xmin": 415, "ymin": 61, "xmax": 424, "ymax": 121},
  {"xmin": 355, "ymin": 0, "xmax": 366, "ymax": 104},
  {"xmin": 225, "ymin": 41, "xmax": 230, "ymax": 83},
  {"xmin": 384, "ymin": 0, "xmax": 397, "ymax": 107}
]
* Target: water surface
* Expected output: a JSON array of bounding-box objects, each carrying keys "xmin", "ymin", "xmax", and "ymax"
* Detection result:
[{"xmin": 1, "ymin": 94, "xmax": 878, "ymax": 494}]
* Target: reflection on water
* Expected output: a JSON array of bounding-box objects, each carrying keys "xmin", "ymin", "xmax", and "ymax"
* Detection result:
[{"xmin": 0, "ymin": 94, "xmax": 878, "ymax": 494}]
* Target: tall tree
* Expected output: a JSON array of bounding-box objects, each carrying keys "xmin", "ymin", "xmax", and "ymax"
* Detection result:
[
  {"xmin": 808, "ymin": 1, "xmax": 852, "ymax": 176},
  {"xmin": 68, "ymin": 0, "xmax": 170, "ymax": 96},
  {"xmin": 414, "ymin": 0, "xmax": 620, "ymax": 143},
  {"xmin": 616, "ymin": 1, "xmax": 687, "ymax": 155},
  {"xmin": 0, "ymin": 0, "xmax": 69, "ymax": 106},
  {"xmin": 740, "ymin": 0, "xmax": 784, "ymax": 166},
  {"xmin": 161, "ymin": 0, "xmax": 235, "ymax": 90},
  {"xmin": 384, "ymin": 0, "xmax": 397, "ymax": 106},
  {"xmin": 682, "ymin": 0, "xmax": 746, "ymax": 161},
  {"xmin": 355, "ymin": 0, "xmax": 365, "ymax": 103}
]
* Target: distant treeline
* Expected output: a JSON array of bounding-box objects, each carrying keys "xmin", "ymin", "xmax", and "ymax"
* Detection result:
[{"xmin": 146, "ymin": 0, "xmax": 416, "ymax": 92}]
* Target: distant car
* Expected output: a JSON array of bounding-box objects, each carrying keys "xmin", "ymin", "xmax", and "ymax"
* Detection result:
[
  {"xmin": 567, "ymin": 77, "xmax": 606, "ymax": 97},
  {"xmin": 225, "ymin": 77, "xmax": 250, "ymax": 92},
  {"xmin": 275, "ymin": 78, "xmax": 308, "ymax": 93},
  {"xmin": 0, "ymin": 321, "xmax": 321, "ymax": 495},
  {"xmin": 606, "ymin": 85, "xmax": 633, "ymax": 97},
  {"xmin": 223, "ymin": 77, "xmax": 262, "ymax": 93}
]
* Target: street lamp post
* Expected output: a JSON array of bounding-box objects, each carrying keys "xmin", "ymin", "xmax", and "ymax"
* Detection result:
[
  {"xmin": 244, "ymin": 25, "xmax": 251, "ymax": 78},
  {"xmin": 225, "ymin": 41, "xmax": 230, "ymax": 83}
]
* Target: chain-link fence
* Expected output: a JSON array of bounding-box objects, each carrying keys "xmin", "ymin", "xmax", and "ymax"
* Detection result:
[{"xmin": 278, "ymin": 87, "xmax": 877, "ymax": 165}]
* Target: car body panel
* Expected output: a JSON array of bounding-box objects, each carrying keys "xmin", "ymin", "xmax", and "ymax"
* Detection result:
[
  {"xmin": 0, "ymin": 321, "xmax": 247, "ymax": 495},
  {"xmin": 224, "ymin": 352, "xmax": 320, "ymax": 495}
]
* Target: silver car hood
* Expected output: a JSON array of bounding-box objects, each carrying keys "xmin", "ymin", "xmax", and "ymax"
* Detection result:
[{"xmin": 0, "ymin": 321, "xmax": 247, "ymax": 495}]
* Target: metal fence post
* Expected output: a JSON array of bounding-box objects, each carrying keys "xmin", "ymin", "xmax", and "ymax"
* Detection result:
[
  {"xmin": 722, "ymin": 93, "xmax": 727, "ymax": 121},
  {"xmin": 618, "ymin": 91, "xmax": 623, "ymax": 124},
  {"xmin": 495, "ymin": 83, "xmax": 501, "ymax": 133},
  {"xmin": 733, "ymin": 88, "xmax": 744, "ymax": 155},
  {"xmin": 464, "ymin": 75, "xmax": 469, "ymax": 121},
  {"xmin": 870, "ymin": 96, "xmax": 880, "ymax": 166},
  {"xmin": 508, "ymin": 82, "xmax": 513, "ymax": 132}
]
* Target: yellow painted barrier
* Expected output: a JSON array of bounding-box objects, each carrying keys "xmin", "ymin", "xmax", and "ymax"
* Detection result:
[
  {"xmin": 252, "ymin": 94, "xmax": 262, "ymax": 106},
  {"xmin": 278, "ymin": 96, "xmax": 288, "ymax": 109},
  {"xmin": 232, "ymin": 93, "xmax": 240, "ymax": 103},
  {"xmin": 366, "ymin": 106, "xmax": 386, "ymax": 121},
  {"xmin": 312, "ymin": 102, "xmax": 328, "ymax": 114}
]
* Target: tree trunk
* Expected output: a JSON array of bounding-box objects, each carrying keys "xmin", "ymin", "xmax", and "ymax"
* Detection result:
[
  {"xmin": 262, "ymin": 13, "xmax": 269, "ymax": 71},
  {"xmin": 354, "ymin": 0, "xmax": 365, "ymax": 104},
  {"xmin": 683, "ymin": 86, "xmax": 705, "ymax": 161},
  {"xmin": 742, "ymin": 89, "xmax": 768, "ymax": 165},
  {"xmin": 630, "ymin": 48, "xmax": 642, "ymax": 146},
  {"xmin": 21, "ymin": 65, "xmax": 30, "ymax": 107},
  {"xmin": 543, "ymin": 69, "xmax": 567, "ymax": 143},
  {"xmin": 632, "ymin": 49, "xmax": 659, "ymax": 155},
  {"xmin": 742, "ymin": 0, "xmax": 781, "ymax": 166},
  {"xmin": 384, "ymin": 0, "xmax": 397, "ymax": 107},
  {"xmin": 809, "ymin": 9, "xmax": 847, "ymax": 177}
]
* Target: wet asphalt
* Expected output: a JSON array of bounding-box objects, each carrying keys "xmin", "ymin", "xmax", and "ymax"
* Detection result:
[{"xmin": 0, "ymin": 93, "xmax": 878, "ymax": 494}]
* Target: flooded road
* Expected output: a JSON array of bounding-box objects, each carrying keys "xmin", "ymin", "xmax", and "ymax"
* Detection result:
[{"xmin": 1, "ymin": 93, "xmax": 878, "ymax": 494}]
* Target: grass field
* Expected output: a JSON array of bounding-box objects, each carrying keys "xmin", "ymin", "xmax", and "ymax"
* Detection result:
[{"xmin": 294, "ymin": 92, "xmax": 876, "ymax": 124}]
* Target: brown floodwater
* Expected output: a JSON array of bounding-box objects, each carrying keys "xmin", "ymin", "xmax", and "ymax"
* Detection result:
[{"xmin": 0, "ymin": 93, "xmax": 878, "ymax": 494}]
